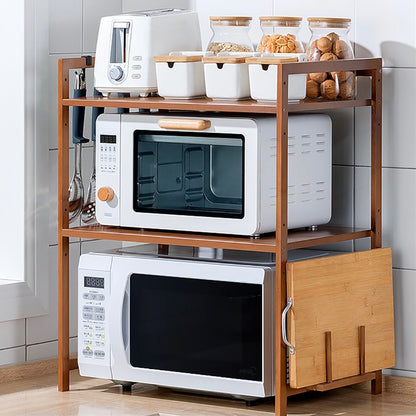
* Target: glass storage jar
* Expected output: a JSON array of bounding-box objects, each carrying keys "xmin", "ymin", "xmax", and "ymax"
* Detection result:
[
  {"xmin": 306, "ymin": 17, "xmax": 355, "ymax": 100},
  {"xmin": 207, "ymin": 16, "xmax": 253, "ymax": 54},
  {"xmin": 258, "ymin": 16, "xmax": 304, "ymax": 54}
]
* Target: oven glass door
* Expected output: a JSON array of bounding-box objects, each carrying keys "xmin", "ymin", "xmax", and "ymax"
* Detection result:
[
  {"xmin": 133, "ymin": 131, "xmax": 244, "ymax": 218},
  {"xmin": 129, "ymin": 273, "xmax": 262, "ymax": 381}
]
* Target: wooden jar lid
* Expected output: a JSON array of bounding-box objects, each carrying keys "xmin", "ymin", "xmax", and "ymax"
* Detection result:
[
  {"xmin": 154, "ymin": 55, "xmax": 203, "ymax": 63},
  {"xmin": 209, "ymin": 16, "xmax": 252, "ymax": 25},
  {"xmin": 307, "ymin": 17, "xmax": 351, "ymax": 27}
]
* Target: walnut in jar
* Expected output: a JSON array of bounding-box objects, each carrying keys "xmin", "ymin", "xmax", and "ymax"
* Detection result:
[
  {"xmin": 306, "ymin": 80, "xmax": 320, "ymax": 98},
  {"xmin": 339, "ymin": 75, "xmax": 356, "ymax": 99},
  {"xmin": 320, "ymin": 79, "xmax": 338, "ymax": 100},
  {"xmin": 316, "ymin": 36, "xmax": 332, "ymax": 53},
  {"xmin": 310, "ymin": 72, "xmax": 328, "ymax": 83},
  {"xmin": 333, "ymin": 40, "xmax": 353, "ymax": 59}
]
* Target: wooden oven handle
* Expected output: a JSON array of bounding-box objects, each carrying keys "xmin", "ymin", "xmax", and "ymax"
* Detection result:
[{"xmin": 158, "ymin": 118, "xmax": 211, "ymax": 131}]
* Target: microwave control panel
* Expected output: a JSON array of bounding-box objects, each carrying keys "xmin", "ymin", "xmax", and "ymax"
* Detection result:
[
  {"xmin": 78, "ymin": 272, "xmax": 110, "ymax": 368},
  {"xmin": 98, "ymin": 134, "xmax": 118, "ymax": 173},
  {"xmin": 95, "ymin": 117, "xmax": 121, "ymax": 226}
]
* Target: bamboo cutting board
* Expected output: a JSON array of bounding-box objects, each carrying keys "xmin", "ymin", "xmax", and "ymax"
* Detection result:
[{"xmin": 286, "ymin": 248, "xmax": 395, "ymax": 389}]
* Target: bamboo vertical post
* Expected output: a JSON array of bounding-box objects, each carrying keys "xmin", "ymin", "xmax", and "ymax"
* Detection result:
[
  {"xmin": 275, "ymin": 63, "xmax": 289, "ymax": 416},
  {"xmin": 370, "ymin": 63, "xmax": 383, "ymax": 395},
  {"xmin": 57, "ymin": 57, "xmax": 94, "ymax": 391}
]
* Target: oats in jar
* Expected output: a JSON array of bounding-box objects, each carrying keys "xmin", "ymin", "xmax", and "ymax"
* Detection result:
[{"xmin": 207, "ymin": 42, "xmax": 251, "ymax": 55}]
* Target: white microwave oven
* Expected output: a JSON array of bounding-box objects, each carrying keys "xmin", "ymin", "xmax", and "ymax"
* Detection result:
[
  {"xmin": 95, "ymin": 113, "xmax": 332, "ymax": 237},
  {"xmin": 78, "ymin": 245, "xmax": 333, "ymax": 399}
]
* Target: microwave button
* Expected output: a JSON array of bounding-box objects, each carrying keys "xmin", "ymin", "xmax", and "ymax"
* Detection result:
[
  {"xmin": 82, "ymin": 312, "xmax": 93, "ymax": 320},
  {"xmin": 82, "ymin": 349, "xmax": 93, "ymax": 357},
  {"xmin": 97, "ymin": 294, "xmax": 105, "ymax": 301},
  {"xmin": 132, "ymin": 74, "xmax": 141, "ymax": 79},
  {"xmin": 94, "ymin": 313, "xmax": 105, "ymax": 321},
  {"xmin": 132, "ymin": 65, "xmax": 141, "ymax": 70},
  {"xmin": 133, "ymin": 56, "xmax": 142, "ymax": 61},
  {"xmin": 94, "ymin": 350, "xmax": 105, "ymax": 358},
  {"xmin": 94, "ymin": 306, "xmax": 105, "ymax": 314},
  {"xmin": 82, "ymin": 293, "xmax": 89, "ymax": 300},
  {"xmin": 83, "ymin": 306, "xmax": 93, "ymax": 312}
]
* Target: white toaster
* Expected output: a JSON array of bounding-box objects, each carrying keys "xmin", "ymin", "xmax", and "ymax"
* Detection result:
[{"xmin": 94, "ymin": 9, "xmax": 202, "ymax": 97}]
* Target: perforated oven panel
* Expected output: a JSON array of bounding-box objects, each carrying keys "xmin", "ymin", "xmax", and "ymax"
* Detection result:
[{"xmin": 272, "ymin": 114, "xmax": 332, "ymax": 230}]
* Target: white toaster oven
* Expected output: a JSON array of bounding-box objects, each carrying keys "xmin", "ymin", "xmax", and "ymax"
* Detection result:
[{"xmin": 95, "ymin": 113, "xmax": 332, "ymax": 236}]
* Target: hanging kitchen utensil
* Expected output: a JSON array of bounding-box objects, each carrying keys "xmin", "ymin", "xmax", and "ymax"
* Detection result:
[
  {"xmin": 82, "ymin": 88, "xmax": 104, "ymax": 223},
  {"xmin": 68, "ymin": 70, "xmax": 88, "ymax": 223}
]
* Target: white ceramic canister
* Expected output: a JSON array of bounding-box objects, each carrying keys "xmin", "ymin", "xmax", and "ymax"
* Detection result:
[
  {"xmin": 154, "ymin": 53, "xmax": 206, "ymax": 99},
  {"xmin": 246, "ymin": 53, "xmax": 307, "ymax": 102},
  {"xmin": 202, "ymin": 54, "xmax": 252, "ymax": 101}
]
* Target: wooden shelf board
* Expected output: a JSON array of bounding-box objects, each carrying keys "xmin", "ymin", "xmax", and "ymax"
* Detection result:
[
  {"xmin": 61, "ymin": 225, "xmax": 371, "ymax": 252},
  {"xmin": 288, "ymin": 98, "xmax": 372, "ymax": 112},
  {"xmin": 287, "ymin": 227, "xmax": 371, "ymax": 250},
  {"xmin": 62, "ymin": 96, "xmax": 372, "ymax": 113}
]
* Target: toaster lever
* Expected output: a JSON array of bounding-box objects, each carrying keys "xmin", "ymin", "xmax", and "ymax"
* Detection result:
[{"xmin": 158, "ymin": 118, "xmax": 211, "ymax": 131}]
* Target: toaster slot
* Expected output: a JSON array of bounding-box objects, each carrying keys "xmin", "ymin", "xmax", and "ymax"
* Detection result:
[{"xmin": 110, "ymin": 22, "xmax": 130, "ymax": 64}]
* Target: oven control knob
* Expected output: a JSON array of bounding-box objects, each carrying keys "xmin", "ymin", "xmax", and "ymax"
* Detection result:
[
  {"xmin": 97, "ymin": 187, "xmax": 114, "ymax": 202},
  {"xmin": 109, "ymin": 66, "xmax": 123, "ymax": 81}
]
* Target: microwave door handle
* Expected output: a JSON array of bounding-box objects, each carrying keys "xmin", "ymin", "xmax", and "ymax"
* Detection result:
[
  {"xmin": 158, "ymin": 119, "xmax": 211, "ymax": 130},
  {"xmin": 122, "ymin": 291, "xmax": 129, "ymax": 351},
  {"xmin": 282, "ymin": 297, "xmax": 295, "ymax": 355}
]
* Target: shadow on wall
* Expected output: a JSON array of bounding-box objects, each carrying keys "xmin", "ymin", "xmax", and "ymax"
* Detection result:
[{"xmin": 355, "ymin": 41, "xmax": 416, "ymax": 67}]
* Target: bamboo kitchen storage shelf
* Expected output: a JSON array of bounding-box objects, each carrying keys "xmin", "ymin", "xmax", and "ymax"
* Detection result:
[{"xmin": 57, "ymin": 57, "xmax": 387, "ymax": 416}]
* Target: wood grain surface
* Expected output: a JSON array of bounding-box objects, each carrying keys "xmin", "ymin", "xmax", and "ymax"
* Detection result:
[{"xmin": 287, "ymin": 248, "xmax": 395, "ymax": 388}]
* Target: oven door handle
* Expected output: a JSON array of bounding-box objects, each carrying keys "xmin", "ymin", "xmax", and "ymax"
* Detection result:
[
  {"xmin": 282, "ymin": 297, "xmax": 295, "ymax": 355},
  {"xmin": 158, "ymin": 118, "xmax": 211, "ymax": 130}
]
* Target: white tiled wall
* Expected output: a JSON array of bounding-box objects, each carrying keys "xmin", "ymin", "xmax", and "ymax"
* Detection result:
[
  {"xmin": 0, "ymin": 0, "xmax": 123, "ymax": 369},
  {"xmin": 2, "ymin": 0, "xmax": 415, "ymax": 382}
]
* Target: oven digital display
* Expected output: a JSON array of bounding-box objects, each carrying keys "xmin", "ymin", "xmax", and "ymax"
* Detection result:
[
  {"xmin": 100, "ymin": 134, "xmax": 117, "ymax": 144},
  {"xmin": 84, "ymin": 276, "xmax": 104, "ymax": 289}
]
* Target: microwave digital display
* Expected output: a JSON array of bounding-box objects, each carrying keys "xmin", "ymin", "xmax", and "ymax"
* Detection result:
[
  {"xmin": 133, "ymin": 130, "xmax": 244, "ymax": 219},
  {"xmin": 84, "ymin": 276, "xmax": 104, "ymax": 289},
  {"xmin": 100, "ymin": 134, "xmax": 117, "ymax": 144}
]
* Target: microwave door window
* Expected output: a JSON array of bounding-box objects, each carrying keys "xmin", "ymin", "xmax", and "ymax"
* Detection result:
[
  {"xmin": 133, "ymin": 131, "xmax": 244, "ymax": 218},
  {"xmin": 129, "ymin": 274, "xmax": 262, "ymax": 381}
]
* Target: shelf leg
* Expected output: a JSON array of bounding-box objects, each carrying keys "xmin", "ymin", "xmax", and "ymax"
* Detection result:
[
  {"xmin": 371, "ymin": 370, "xmax": 383, "ymax": 394},
  {"xmin": 370, "ymin": 66, "xmax": 382, "ymax": 249},
  {"xmin": 58, "ymin": 235, "xmax": 70, "ymax": 391},
  {"xmin": 369, "ymin": 65, "xmax": 383, "ymax": 397},
  {"xmin": 275, "ymin": 63, "xmax": 289, "ymax": 416}
]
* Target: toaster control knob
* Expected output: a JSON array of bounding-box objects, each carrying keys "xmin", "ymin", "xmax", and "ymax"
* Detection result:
[
  {"xmin": 109, "ymin": 66, "xmax": 124, "ymax": 81},
  {"xmin": 97, "ymin": 187, "xmax": 115, "ymax": 202}
]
